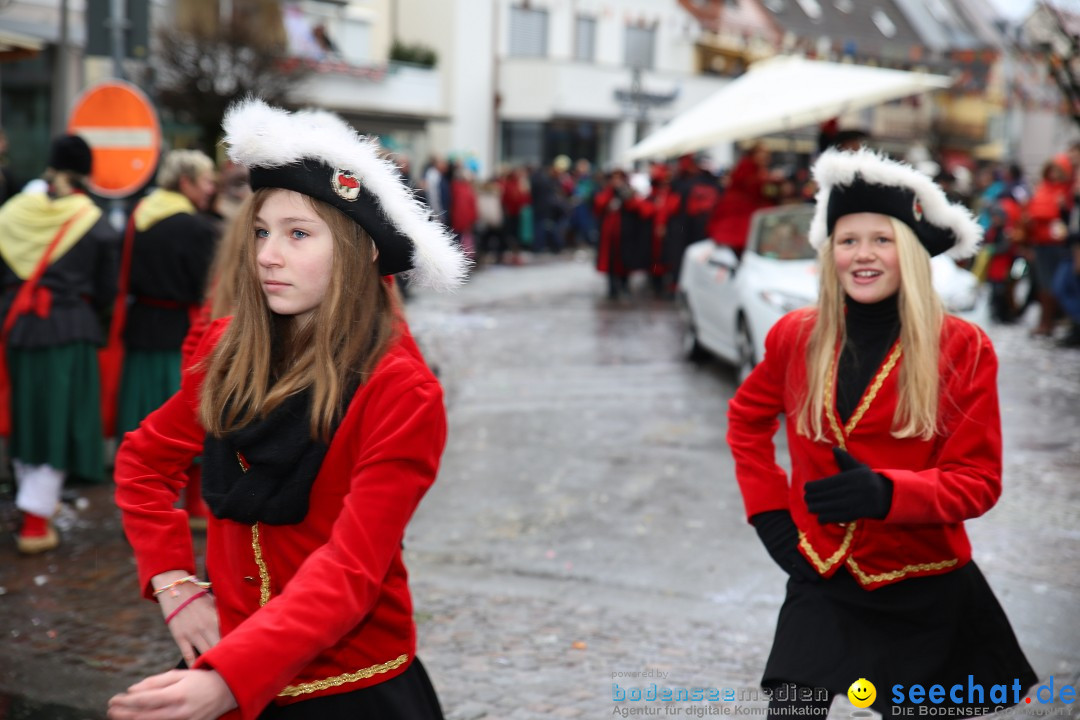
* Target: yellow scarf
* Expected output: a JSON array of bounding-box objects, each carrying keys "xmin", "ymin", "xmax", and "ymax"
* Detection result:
[
  {"xmin": 0, "ymin": 192, "xmax": 103, "ymax": 279},
  {"xmin": 134, "ymin": 189, "xmax": 196, "ymax": 232}
]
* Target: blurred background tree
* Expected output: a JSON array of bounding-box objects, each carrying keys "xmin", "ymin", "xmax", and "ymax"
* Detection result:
[{"xmin": 150, "ymin": 0, "xmax": 309, "ymax": 153}]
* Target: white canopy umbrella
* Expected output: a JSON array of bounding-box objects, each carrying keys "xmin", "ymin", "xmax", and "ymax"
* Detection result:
[{"xmin": 624, "ymin": 55, "xmax": 952, "ymax": 161}]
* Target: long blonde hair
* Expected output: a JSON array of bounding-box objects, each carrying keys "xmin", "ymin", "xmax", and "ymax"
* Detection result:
[
  {"xmin": 199, "ymin": 188, "xmax": 397, "ymax": 440},
  {"xmin": 796, "ymin": 217, "xmax": 943, "ymax": 441}
]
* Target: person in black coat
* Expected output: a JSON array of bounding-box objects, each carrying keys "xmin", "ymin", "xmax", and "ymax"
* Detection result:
[
  {"xmin": 117, "ymin": 149, "xmax": 218, "ymax": 437},
  {"xmin": 0, "ymin": 134, "xmax": 119, "ymax": 553}
]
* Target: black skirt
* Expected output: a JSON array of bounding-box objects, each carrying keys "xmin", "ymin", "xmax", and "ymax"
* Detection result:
[
  {"xmin": 763, "ymin": 562, "xmax": 1037, "ymax": 715},
  {"xmin": 258, "ymin": 657, "xmax": 444, "ymax": 719}
]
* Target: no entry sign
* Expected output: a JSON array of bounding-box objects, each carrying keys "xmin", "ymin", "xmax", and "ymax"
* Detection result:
[{"xmin": 67, "ymin": 81, "xmax": 161, "ymax": 199}]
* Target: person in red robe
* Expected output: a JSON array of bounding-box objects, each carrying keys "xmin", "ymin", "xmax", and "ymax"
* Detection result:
[
  {"xmin": 1024, "ymin": 156, "xmax": 1073, "ymax": 335},
  {"xmin": 594, "ymin": 170, "xmax": 629, "ymax": 298},
  {"xmin": 709, "ymin": 143, "xmax": 773, "ymax": 254},
  {"xmin": 637, "ymin": 163, "xmax": 681, "ymax": 297},
  {"xmin": 594, "ymin": 170, "xmax": 653, "ymax": 299}
]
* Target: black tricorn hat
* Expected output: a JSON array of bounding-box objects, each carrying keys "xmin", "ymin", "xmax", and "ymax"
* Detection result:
[
  {"xmin": 222, "ymin": 99, "xmax": 467, "ymax": 289},
  {"xmin": 48, "ymin": 134, "xmax": 93, "ymax": 176},
  {"xmin": 809, "ymin": 148, "xmax": 981, "ymax": 259}
]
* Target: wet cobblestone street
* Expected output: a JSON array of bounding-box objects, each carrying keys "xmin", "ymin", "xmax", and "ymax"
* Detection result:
[{"xmin": 1, "ymin": 257, "xmax": 1077, "ymax": 720}]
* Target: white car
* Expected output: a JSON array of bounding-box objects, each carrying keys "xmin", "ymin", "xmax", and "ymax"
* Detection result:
[{"xmin": 677, "ymin": 204, "xmax": 989, "ymax": 382}]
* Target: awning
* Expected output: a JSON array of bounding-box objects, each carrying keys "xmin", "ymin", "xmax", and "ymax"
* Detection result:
[
  {"xmin": 0, "ymin": 29, "xmax": 43, "ymax": 62},
  {"xmin": 625, "ymin": 55, "xmax": 952, "ymax": 161}
]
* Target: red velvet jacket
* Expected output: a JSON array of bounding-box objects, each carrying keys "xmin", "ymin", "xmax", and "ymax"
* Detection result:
[
  {"xmin": 638, "ymin": 187, "xmax": 681, "ymax": 275},
  {"xmin": 1026, "ymin": 178, "xmax": 1071, "ymax": 246},
  {"xmin": 709, "ymin": 156, "xmax": 771, "ymax": 252},
  {"xmin": 114, "ymin": 318, "xmax": 447, "ymax": 718},
  {"xmin": 727, "ymin": 308, "xmax": 1002, "ymax": 590}
]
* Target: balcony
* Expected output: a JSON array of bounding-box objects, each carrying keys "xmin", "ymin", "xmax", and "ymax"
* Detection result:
[{"xmin": 289, "ymin": 60, "xmax": 443, "ymax": 118}]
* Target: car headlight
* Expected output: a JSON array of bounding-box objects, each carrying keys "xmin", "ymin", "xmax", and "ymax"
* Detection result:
[{"xmin": 760, "ymin": 290, "xmax": 814, "ymax": 314}]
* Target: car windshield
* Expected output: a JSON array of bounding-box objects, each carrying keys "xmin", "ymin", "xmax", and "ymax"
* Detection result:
[{"xmin": 754, "ymin": 209, "xmax": 816, "ymax": 260}]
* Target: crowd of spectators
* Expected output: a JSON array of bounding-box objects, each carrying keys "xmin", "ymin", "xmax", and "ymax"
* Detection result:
[{"xmin": 408, "ymin": 136, "xmax": 1080, "ymax": 347}]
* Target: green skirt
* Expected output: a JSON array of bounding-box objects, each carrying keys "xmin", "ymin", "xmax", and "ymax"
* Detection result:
[
  {"xmin": 117, "ymin": 349, "xmax": 182, "ymax": 436},
  {"xmin": 7, "ymin": 343, "xmax": 105, "ymax": 483}
]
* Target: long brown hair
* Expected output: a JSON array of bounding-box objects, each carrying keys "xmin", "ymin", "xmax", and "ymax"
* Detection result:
[
  {"xmin": 199, "ymin": 188, "xmax": 397, "ymax": 440},
  {"xmin": 207, "ymin": 211, "xmax": 247, "ymax": 320},
  {"xmin": 796, "ymin": 217, "xmax": 943, "ymax": 441}
]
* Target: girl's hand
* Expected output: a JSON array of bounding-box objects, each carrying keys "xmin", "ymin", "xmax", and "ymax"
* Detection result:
[
  {"xmin": 151, "ymin": 573, "xmax": 218, "ymax": 667},
  {"xmin": 804, "ymin": 447, "xmax": 893, "ymax": 524},
  {"xmin": 750, "ymin": 509, "xmax": 821, "ymax": 583},
  {"xmin": 106, "ymin": 669, "xmax": 238, "ymax": 720},
  {"xmin": 159, "ymin": 586, "xmax": 219, "ymax": 667}
]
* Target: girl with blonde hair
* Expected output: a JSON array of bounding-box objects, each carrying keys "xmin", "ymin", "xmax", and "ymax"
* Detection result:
[
  {"xmin": 728, "ymin": 148, "xmax": 1036, "ymax": 718},
  {"xmin": 109, "ymin": 99, "xmax": 467, "ymax": 719}
]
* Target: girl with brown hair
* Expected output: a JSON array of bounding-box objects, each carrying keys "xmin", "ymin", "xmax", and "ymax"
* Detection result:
[{"xmin": 108, "ymin": 99, "xmax": 466, "ymax": 719}]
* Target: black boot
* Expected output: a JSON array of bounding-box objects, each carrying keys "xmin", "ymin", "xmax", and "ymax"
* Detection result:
[{"xmin": 607, "ymin": 273, "xmax": 622, "ymax": 300}]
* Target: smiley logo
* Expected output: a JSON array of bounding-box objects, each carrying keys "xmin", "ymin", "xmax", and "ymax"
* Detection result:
[{"xmin": 848, "ymin": 678, "xmax": 876, "ymax": 708}]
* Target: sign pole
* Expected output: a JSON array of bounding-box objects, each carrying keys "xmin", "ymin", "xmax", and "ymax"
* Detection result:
[
  {"xmin": 106, "ymin": 0, "xmax": 131, "ymax": 230},
  {"xmin": 51, "ymin": 0, "xmax": 71, "ymax": 136},
  {"xmin": 109, "ymin": 0, "xmax": 128, "ymax": 81}
]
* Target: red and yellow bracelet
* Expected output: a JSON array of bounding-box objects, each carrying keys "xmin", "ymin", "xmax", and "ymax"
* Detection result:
[{"xmin": 152, "ymin": 575, "xmax": 212, "ymax": 599}]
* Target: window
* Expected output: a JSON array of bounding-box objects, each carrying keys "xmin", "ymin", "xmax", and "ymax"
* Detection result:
[
  {"xmin": 336, "ymin": 19, "xmax": 372, "ymax": 64},
  {"xmin": 501, "ymin": 121, "xmax": 544, "ymax": 166},
  {"xmin": 575, "ymin": 15, "xmax": 596, "ymax": 62},
  {"xmin": 500, "ymin": 120, "xmax": 612, "ymax": 169},
  {"xmin": 509, "ymin": 6, "xmax": 549, "ymax": 58},
  {"xmin": 283, "ymin": 2, "xmax": 371, "ymax": 64},
  {"xmin": 625, "ymin": 24, "xmax": 656, "ymax": 70}
]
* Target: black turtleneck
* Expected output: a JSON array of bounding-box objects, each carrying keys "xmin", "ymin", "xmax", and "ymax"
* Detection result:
[{"xmin": 836, "ymin": 293, "xmax": 901, "ymax": 424}]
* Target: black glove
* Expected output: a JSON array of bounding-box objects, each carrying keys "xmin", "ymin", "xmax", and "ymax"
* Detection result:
[
  {"xmin": 804, "ymin": 447, "xmax": 893, "ymax": 524},
  {"xmin": 750, "ymin": 510, "xmax": 821, "ymax": 583}
]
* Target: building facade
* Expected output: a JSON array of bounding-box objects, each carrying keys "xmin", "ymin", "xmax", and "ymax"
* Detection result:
[
  {"xmin": 0, "ymin": 0, "xmax": 92, "ymax": 184},
  {"xmin": 396, "ymin": 0, "xmax": 736, "ymax": 175},
  {"xmin": 1015, "ymin": 1, "xmax": 1080, "ymax": 175},
  {"xmin": 2, "ymin": 0, "xmax": 1078, "ymax": 191}
]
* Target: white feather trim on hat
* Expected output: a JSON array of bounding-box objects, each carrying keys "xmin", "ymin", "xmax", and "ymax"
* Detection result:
[
  {"xmin": 222, "ymin": 98, "xmax": 468, "ymax": 290},
  {"xmin": 809, "ymin": 148, "xmax": 982, "ymax": 260}
]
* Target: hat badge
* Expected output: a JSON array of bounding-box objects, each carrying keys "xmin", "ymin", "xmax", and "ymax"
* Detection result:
[
  {"xmin": 912, "ymin": 197, "xmax": 923, "ymax": 222},
  {"xmin": 332, "ymin": 168, "xmax": 361, "ymax": 201}
]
